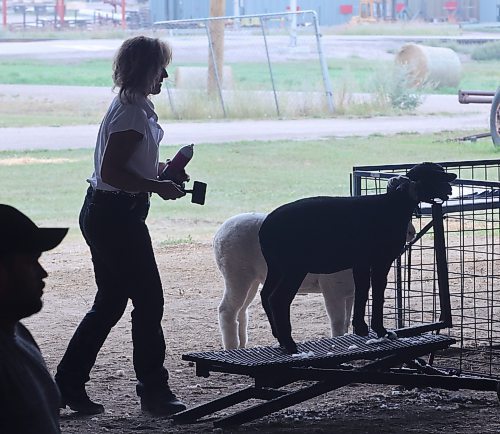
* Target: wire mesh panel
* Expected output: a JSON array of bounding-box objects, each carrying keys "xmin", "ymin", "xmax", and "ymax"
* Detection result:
[
  {"xmin": 352, "ymin": 159, "xmax": 500, "ymax": 379},
  {"xmin": 153, "ymin": 11, "xmax": 334, "ymax": 119}
]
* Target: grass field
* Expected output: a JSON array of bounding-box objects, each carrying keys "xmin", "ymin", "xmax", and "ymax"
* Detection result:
[
  {"xmin": 1, "ymin": 132, "xmax": 497, "ymax": 243},
  {"xmin": 0, "ymin": 57, "xmax": 498, "ymax": 94}
]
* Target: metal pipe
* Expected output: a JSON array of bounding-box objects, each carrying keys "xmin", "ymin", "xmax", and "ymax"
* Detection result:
[
  {"xmin": 432, "ymin": 202, "xmax": 453, "ymax": 328},
  {"xmin": 154, "ymin": 10, "xmax": 317, "ymax": 27},
  {"xmin": 311, "ymin": 11, "xmax": 334, "ymax": 113},
  {"xmin": 458, "ymin": 90, "xmax": 495, "ymax": 104},
  {"xmin": 289, "ymin": 0, "xmax": 297, "ymax": 47},
  {"xmin": 396, "ymin": 256, "xmax": 404, "ymax": 329},
  {"xmin": 259, "ymin": 17, "xmax": 280, "ymax": 117}
]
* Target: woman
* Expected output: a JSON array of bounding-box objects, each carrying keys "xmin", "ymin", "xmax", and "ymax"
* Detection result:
[{"xmin": 55, "ymin": 36, "xmax": 187, "ymax": 417}]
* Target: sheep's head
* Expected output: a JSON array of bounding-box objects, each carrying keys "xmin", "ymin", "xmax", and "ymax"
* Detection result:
[{"xmin": 406, "ymin": 162, "xmax": 457, "ymax": 203}]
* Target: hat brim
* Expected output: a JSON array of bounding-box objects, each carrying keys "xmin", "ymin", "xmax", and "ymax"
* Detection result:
[{"xmin": 36, "ymin": 227, "xmax": 69, "ymax": 252}]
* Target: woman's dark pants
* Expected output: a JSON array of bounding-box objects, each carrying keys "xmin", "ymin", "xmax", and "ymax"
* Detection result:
[{"xmin": 56, "ymin": 188, "xmax": 168, "ymax": 391}]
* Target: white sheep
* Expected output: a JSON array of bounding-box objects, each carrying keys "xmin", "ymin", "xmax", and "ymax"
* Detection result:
[{"xmin": 214, "ymin": 212, "xmax": 416, "ymax": 350}]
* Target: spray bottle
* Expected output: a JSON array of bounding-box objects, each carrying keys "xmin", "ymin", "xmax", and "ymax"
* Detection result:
[
  {"xmin": 159, "ymin": 144, "xmax": 194, "ymax": 185},
  {"xmin": 159, "ymin": 144, "xmax": 206, "ymax": 205}
]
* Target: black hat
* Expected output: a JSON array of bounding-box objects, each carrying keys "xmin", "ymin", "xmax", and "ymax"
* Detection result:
[{"xmin": 0, "ymin": 204, "xmax": 68, "ymax": 255}]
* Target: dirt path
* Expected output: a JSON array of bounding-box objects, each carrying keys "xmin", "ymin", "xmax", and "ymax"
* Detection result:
[
  {"xmin": 0, "ymin": 83, "xmax": 491, "ymax": 150},
  {"xmin": 22, "ymin": 240, "xmax": 500, "ymax": 434}
]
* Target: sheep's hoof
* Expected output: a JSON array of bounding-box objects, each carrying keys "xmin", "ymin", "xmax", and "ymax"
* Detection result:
[
  {"xmin": 385, "ymin": 330, "xmax": 398, "ymax": 340},
  {"xmin": 279, "ymin": 339, "xmax": 298, "ymax": 354},
  {"xmin": 353, "ymin": 322, "xmax": 369, "ymax": 336},
  {"xmin": 375, "ymin": 328, "xmax": 397, "ymax": 339}
]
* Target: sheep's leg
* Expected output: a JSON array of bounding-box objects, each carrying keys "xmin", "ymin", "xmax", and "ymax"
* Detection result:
[
  {"xmin": 218, "ymin": 275, "xmax": 256, "ymax": 350},
  {"xmin": 370, "ymin": 262, "xmax": 393, "ymax": 338},
  {"xmin": 267, "ymin": 270, "xmax": 307, "ymax": 353},
  {"xmin": 321, "ymin": 270, "xmax": 356, "ymax": 336},
  {"xmin": 322, "ymin": 289, "xmax": 345, "ymax": 336},
  {"xmin": 321, "ymin": 288, "xmax": 346, "ymax": 336},
  {"xmin": 237, "ymin": 280, "xmax": 260, "ymax": 348},
  {"xmin": 260, "ymin": 266, "xmax": 285, "ymax": 340},
  {"xmin": 344, "ymin": 294, "xmax": 355, "ymax": 334},
  {"xmin": 351, "ymin": 265, "xmax": 371, "ymax": 336}
]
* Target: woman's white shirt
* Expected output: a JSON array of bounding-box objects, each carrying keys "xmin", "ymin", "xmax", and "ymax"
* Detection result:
[{"xmin": 88, "ymin": 95, "xmax": 164, "ymax": 194}]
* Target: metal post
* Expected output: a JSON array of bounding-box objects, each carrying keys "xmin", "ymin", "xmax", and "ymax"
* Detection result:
[
  {"xmin": 352, "ymin": 171, "xmax": 361, "ymax": 197},
  {"xmin": 432, "ymin": 202, "xmax": 453, "ymax": 328},
  {"xmin": 396, "ymin": 256, "xmax": 404, "ymax": 329},
  {"xmin": 165, "ymin": 83, "xmax": 178, "ymax": 119},
  {"xmin": 289, "ymin": 0, "xmax": 297, "ymax": 47},
  {"xmin": 311, "ymin": 11, "xmax": 334, "ymax": 113},
  {"xmin": 233, "ymin": 0, "xmax": 240, "ymax": 28},
  {"xmin": 260, "ymin": 17, "xmax": 280, "ymax": 117},
  {"xmin": 205, "ymin": 23, "xmax": 227, "ymax": 118}
]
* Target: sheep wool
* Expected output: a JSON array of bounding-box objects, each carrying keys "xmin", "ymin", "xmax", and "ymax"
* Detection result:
[{"xmin": 258, "ymin": 162, "xmax": 456, "ymax": 353}]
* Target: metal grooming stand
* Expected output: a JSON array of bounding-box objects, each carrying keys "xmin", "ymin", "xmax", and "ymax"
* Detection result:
[{"xmin": 174, "ymin": 204, "xmax": 500, "ymax": 428}]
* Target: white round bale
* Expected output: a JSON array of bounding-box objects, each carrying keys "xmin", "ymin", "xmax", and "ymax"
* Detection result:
[
  {"xmin": 395, "ymin": 43, "xmax": 461, "ymax": 88},
  {"xmin": 175, "ymin": 66, "xmax": 234, "ymax": 90}
]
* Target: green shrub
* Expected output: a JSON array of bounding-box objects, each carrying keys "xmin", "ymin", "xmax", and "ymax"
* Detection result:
[
  {"xmin": 471, "ymin": 42, "xmax": 500, "ymax": 61},
  {"xmin": 368, "ymin": 66, "xmax": 424, "ymax": 112}
]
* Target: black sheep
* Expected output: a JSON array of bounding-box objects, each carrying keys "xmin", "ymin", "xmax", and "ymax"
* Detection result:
[{"xmin": 258, "ymin": 162, "xmax": 457, "ymax": 353}]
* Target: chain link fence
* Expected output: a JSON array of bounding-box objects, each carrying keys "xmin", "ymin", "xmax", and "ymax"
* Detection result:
[{"xmin": 153, "ymin": 10, "xmax": 334, "ymax": 120}]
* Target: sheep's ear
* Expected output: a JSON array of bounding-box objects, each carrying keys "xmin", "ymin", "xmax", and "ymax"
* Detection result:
[
  {"xmin": 441, "ymin": 171, "xmax": 457, "ymax": 182},
  {"xmin": 427, "ymin": 168, "xmax": 457, "ymax": 183},
  {"xmin": 387, "ymin": 175, "xmax": 410, "ymax": 192}
]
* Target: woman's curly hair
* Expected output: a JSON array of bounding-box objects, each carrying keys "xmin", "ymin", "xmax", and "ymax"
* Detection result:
[{"xmin": 113, "ymin": 36, "xmax": 172, "ymax": 102}]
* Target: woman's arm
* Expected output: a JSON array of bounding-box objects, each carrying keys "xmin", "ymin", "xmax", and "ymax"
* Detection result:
[{"xmin": 101, "ymin": 130, "xmax": 185, "ymax": 200}]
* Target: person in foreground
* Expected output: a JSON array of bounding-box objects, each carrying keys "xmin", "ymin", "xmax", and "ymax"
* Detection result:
[
  {"xmin": 0, "ymin": 204, "xmax": 68, "ymax": 434},
  {"xmin": 55, "ymin": 36, "xmax": 188, "ymax": 416}
]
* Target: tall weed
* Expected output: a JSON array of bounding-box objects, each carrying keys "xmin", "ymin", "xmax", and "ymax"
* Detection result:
[
  {"xmin": 367, "ymin": 66, "xmax": 424, "ymax": 112},
  {"xmin": 471, "ymin": 41, "xmax": 500, "ymax": 61}
]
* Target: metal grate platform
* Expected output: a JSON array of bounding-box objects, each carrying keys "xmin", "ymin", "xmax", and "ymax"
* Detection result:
[
  {"xmin": 183, "ymin": 333, "xmax": 455, "ymax": 369},
  {"xmin": 176, "ymin": 332, "xmax": 500, "ymax": 428}
]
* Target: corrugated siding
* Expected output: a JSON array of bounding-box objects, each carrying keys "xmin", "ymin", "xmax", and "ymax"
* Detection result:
[
  {"xmin": 479, "ymin": 0, "xmax": 499, "ymax": 22},
  {"xmin": 151, "ymin": 0, "xmax": 487, "ymax": 25}
]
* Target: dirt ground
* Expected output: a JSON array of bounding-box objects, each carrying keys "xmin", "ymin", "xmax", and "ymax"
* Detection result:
[{"xmin": 22, "ymin": 238, "xmax": 500, "ymax": 434}]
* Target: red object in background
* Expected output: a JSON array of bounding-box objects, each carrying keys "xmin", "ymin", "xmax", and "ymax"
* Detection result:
[
  {"xmin": 396, "ymin": 3, "xmax": 405, "ymax": 13},
  {"xmin": 2, "ymin": 0, "xmax": 7, "ymax": 27},
  {"xmin": 55, "ymin": 0, "xmax": 65, "ymax": 25},
  {"xmin": 340, "ymin": 4, "xmax": 353, "ymax": 14},
  {"xmin": 444, "ymin": 1, "xmax": 457, "ymax": 10},
  {"xmin": 121, "ymin": 0, "xmax": 126, "ymax": 28}
]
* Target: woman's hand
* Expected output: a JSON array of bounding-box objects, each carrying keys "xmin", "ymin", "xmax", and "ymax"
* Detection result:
[
  {"xmin": 155, "ymin": 180, "xmax": 186, "ymax": 200},
  {"xmin": 157, "ymin": 160, "xmax": 169, "ymax": 176}
]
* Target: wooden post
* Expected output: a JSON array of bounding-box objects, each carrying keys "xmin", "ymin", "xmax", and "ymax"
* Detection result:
[{"xmin": 208, "ymin": 0, "xmax": 225, "ymax": 95}]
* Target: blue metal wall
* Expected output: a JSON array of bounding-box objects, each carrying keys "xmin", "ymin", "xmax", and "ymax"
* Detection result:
[
  {"xmin": 479, "ymin": 0, "xmax": 500, "ymax": 22},
  {"xmin": 151, "ymin": 0, "xmax": 358, "ymax": 26},
  {"xmin": 151, "ymin": 0, "xmax": 494, "ymax": 26},
  {"xmin": 151, "ymin": 0, "xmax": 232, "ymax": 24}
]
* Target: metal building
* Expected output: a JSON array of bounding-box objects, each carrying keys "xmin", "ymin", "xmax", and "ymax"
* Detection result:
[
  {"xmin": 149, "ymin": 0, "xmax": 496, "ymax": 26},
  {"xmin": 150, "ymin": 0, "xmax": 358, "ymax": 26}
]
